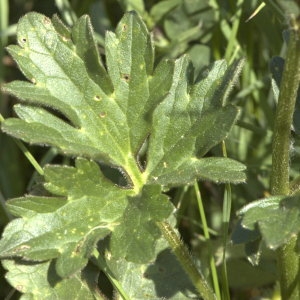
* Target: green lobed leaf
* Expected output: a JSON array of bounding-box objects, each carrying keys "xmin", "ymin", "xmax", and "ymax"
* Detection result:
[
  {"xmin": 1, "ymin": 12, "xmax": 160, "ymax": 175},
  {"xmin": 0, "ymin": 159, "xmax": 130, "ymax": 277},
  {"xmin": 145, "ymin": 56, "xmax": 244, "ymax": 186},
  {"xmin": 236, "ymin": 195, "xmax": 300, "ymax": 249},
  {"xmin": 110, "ymin": 185, "xmax": 174, "ymax": 263},
  {"xmin": 2, "ymin": 259, "xmax": 102, "ymax": 300}
]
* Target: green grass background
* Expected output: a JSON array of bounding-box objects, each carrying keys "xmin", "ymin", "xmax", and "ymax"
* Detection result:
[{"xmin": 0, "ymin": 0, "xmax": 296, "ymax": 299}]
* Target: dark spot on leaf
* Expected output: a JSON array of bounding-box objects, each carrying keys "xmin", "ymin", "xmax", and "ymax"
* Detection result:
[
  {"xmin": 94, "ymin": 95, "xmax": 101, "ymax": 101},
  {"xmin": 121, "ymin": 74, "xmax": 130, "ymax": 82},
  {"xmin": 99, "ymin": 112, "xmax": 107, "ymax": 118},
  {"xmin": 122, "ymin": 24, "xmax": 127, "ymax": 31},
  {"xmin": 158, "ymin": 266, "xmax": 165, "ymax": 273},
  {"xmin": 21, "ymin": 38, "xmax": 26, "ymax": 43}
]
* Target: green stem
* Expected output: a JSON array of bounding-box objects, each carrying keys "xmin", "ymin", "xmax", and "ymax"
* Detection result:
[
  {"xmin": 220, "ymin": 142, "xmax": 231, "ymax": 300},
  {"xmin": 270, "ymin": 17, "xmax": 300, "ymax": 300},
  {"xmin": 157, "ymin": 221, "xmax": 216, "ymax": 300},
  {"xmin": 194, "ymin": 183, "xmax": 221, "ymax": 300}
]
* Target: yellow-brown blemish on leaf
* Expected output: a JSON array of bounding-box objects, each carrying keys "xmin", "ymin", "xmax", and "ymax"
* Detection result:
[
  {"xmin": 16, "ymin": 285, "xmax": 25, "ymax": 292},
  {"xmin": 43, "ymin": 17, "xmax": 51, "ymax": 25},
  {"xmin": 99, "ymin": 112, "xmax": 107, "ymax": 118},
  {"xmin": 15, "ymin": 244, "xmax": 31, "ymax": 252}
]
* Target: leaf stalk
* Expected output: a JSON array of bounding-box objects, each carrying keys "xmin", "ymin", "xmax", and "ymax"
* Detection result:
[
  {"xmin": 125, "ymin": 155, "xmax": 146, "ymax": 193},
  {"xmin": 157, "ymin": 221, "xmax": 216, "ymax": 300}
]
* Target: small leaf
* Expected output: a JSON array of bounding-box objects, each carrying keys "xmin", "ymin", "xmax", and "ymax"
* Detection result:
[
  {"xmin": 110, "ymin": 185, "xmax": 174, "ymax": 263},
  {"xmin": 236, "ymin": 195, "xmax": 300, "ymax": 249}
]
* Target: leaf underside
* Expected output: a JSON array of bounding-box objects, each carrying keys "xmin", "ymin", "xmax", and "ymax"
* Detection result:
[
  {"xmin": 0, "ymin": 11, "xmax": 246, "ymax": 298},
  {"xmin": 233, "ymin": 195, "xmax": 300, "ymax": 251}
]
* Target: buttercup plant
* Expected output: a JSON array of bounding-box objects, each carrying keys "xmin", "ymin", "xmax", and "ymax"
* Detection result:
[{"xmin": 0, "ymin": 10, "xmax": 246, "ymax": 299}]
